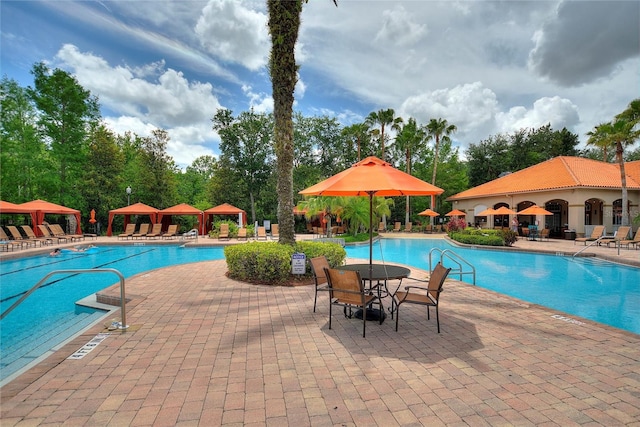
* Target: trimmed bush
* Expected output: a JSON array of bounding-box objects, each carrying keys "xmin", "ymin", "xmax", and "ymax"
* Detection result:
[
  {"xmin": 224, "ymin": 241, "xmax": 346, "ymax": 285},
  {"xmin": 449, "ymin": 228, "xmax": 505, "ymax": 246}
]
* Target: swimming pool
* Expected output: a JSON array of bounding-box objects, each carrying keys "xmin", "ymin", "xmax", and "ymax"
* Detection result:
[
  {"xmin": 1, "ymin": 240, "xmax": 638, "ymax": 383},
  {"xmin": 346, "ymin": 239, "xmax": 640, "ymax": 335}
]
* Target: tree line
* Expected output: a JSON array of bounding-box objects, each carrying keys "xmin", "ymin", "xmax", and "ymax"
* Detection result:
[{"xmin": 2, "ymin": 63, "xmax": 638, "ymax": 233}]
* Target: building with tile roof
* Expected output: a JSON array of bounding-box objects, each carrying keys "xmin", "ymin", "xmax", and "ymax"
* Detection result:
[{"xmin": 447, "ymin": 156, "xmax": 640, "ymax": 238}]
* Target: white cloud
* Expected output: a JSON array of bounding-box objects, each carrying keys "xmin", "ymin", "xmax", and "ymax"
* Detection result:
[
  {"xmin": 374, "ymin": 5, "xmax": 427, "ymax": 47},
  {"xmin": 399, "ymin": 82, "xmax": 500, "ymax": 144},
  {"xmin": 195, "ymin": 0, "xmax": 269, "ymax": 71},
  {"xmin": 495, "ymin": 96, "xmax": 579, "ymax": 134},
  {"xmin": 54, "ymin": 44, "xmax": 221, "ymax": 168}
]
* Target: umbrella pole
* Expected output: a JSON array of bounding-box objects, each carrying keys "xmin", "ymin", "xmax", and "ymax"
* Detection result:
[{"xmin": 369, "ymin": 192, "xmax": 374, "ymax": 278}]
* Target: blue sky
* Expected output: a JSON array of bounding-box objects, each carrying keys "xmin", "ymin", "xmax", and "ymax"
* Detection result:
[{"xmin": 2, "ymin": 0, "xmax": 638, "ymax": 168}]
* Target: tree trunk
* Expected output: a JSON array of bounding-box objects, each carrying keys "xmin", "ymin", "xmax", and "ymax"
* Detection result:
[{"xmin": 268, "ymin": 0, "xmax": 302, "ymax": 245}]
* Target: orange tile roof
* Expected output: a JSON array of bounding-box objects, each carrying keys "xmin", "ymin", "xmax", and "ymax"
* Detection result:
[{"xmin": 448, "ymin": 157, "xmax": 640, "ymax": 201}]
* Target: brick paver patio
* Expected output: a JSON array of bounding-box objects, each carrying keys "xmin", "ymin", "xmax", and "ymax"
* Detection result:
[{"xmin": 1, "ymin": 235, "xmax": 639, "ymax": 425}]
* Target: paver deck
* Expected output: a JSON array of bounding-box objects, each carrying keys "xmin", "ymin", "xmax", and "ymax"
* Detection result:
[{"xmin": 1, "ymin": 234, "xmax": 639, "ymax": 426}]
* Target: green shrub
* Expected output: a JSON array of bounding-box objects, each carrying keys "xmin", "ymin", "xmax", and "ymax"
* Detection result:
[
  {"xmin": 224, "ymin": 241, "xmax": 346, "ymax": 285},
  {"xmin": 498, "ymin": 229, "xmax": 518, "ymax": 246},
  {"xmin": 449, "ymin": 229, "xmax": 505, "ymax": 246}
]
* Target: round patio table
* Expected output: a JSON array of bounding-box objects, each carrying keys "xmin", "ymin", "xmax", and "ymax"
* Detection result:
[{"xmin": 337, "ymin": 263, "xmax": 411, "ymax": 321}]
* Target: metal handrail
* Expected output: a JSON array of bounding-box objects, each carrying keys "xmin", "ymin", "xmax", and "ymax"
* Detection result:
[
  {"xmin": 0, "ymin": 269, "xmax": 128, "ymax": 329},
  {"xmin": 572, "ymin": 235, "xmax": 607, "ymax": 257},
  {"xmin": 428, "ymin": 248, "xmax": 476, "ymax": 285}
]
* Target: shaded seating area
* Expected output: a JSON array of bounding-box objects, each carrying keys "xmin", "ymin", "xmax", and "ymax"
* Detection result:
[
  {"xmin": 325, "ymin": 267, "xmax": 381, "ymax": 338},
  {"xmin": 162, "ymin": 224, "xmax": 179, "ymax": 239},
  {"xmin": 574, "ymin": 225, "xmax": 605, "ymax": 245},
  {"xmin": 145, "ymin": 223, "xmax": 163, "ymax": 239},
  {"xmin": 218, "ymin": 223, "xmax": 230, "ymax": 240},
  {"xmin": 49, "ymin": 223, "xmax": 84, "ymax": 242},
  {"xmin": 0, "ymin": 227, "xmax": 29, "ymax": 251},
  {"xmin": 38, "ymin": 224, "xmax": 68, "ymax": 244},
  {"xmin": 6, "ymin": 225, "xmax": 38, "ymax": 248},
  {"xmin": 132, "ymin": 223, "xmax": 150, "ymax": 239},
  {"xmin": 21, "ymin": 225, "xmax": 53, "ymax": 246},
  {"xmin": 392, "ymin": 222, "xmax": 401, "ymax": 232},
  {"xmin": 118, "ymin": 223, "xmax": 136, "ymax": 240},
  {"xmin": 392, "ymin": 262, "xmax": 451, "ymax": 333}
]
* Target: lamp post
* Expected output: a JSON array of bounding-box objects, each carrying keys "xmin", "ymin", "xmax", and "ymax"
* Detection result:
[{"xmin": 126, "ymin": 186, "xmax": 131, "ymax": 205}]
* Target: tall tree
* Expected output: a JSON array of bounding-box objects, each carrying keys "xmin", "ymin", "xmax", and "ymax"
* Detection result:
[
  {"xmin": 267, "ymin": 0, "xmax": 303, "ymax": 245},
  {"xmin": 81, "ymin": 125, "xmax": 125, "ymax": 231},
  {"xmin": 392, "ymin": 118, "xmax": 427, "ymax": 225},
  {"xmin": 0, "ymin": 76, "xmax": 46, "ymax": 202},
  {"xmin": 365, "ymin": 109, "xmax": 403, "ymax": 161},
  {"xmin": 426, "ymin": 118, "xmax": 456, "ymax": 222},
  {"xmin": 28, "ymin": 62, "xmax": 100, "ymax": 206},
  {"xmin": 212, "ymin": 108, "xmax": 273, "ymax": 224},
  {"xmin": 342, "ymin": 122, "xmax": 371, "ymax": 162},
  {"xmin": 137, "ymin": 129, "xmax": 179, "ymax": 209},
  {"xmin": 587, "ymin": 119, "xmax": 640, "ymax": 226}
]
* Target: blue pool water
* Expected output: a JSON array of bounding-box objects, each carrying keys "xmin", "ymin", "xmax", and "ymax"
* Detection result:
[
  {"xmin": 346, "ymin": 239, "xmax": 640, "ymax": 335},
  {"xmin": 1, "ymin": 240, "xmax": 638, "ymax": 383}
]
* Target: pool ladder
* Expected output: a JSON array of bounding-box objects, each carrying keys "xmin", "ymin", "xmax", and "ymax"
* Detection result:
[
  {"xmin": 428, "ymin": 248, "xmax": 476, "ymax": 285},
  {"xmin": 0, "ymin": 269, "xmax": 128, "ymax": 329}
]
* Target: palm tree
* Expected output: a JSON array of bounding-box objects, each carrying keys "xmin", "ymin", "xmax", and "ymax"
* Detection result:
[
  {"xmin": 586, "ymin": 124, "xmax": 610, "ymax": 162},
  {"xmin": 365, "ymin": 109, "xmax": 403, "ymax": 161},
  {"xmin": 426, "ymin": 118, "xmax": 456, "ymax": 222},
  {"xmin": 587, "ymin": 119, "xmax": 640, "ymax": 226},
  {"xmin": 342, "ymin": 122, "xmax": 370, "ymax": 161},
  {"xmin": 394, "ymin": 118, "xmax": 427, "ymax": 226}
]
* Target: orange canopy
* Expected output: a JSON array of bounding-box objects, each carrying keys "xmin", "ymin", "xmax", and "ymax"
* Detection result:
[
  {"xmin": 0, "ymin": 200, "xmax": 29, "ymax": 214},
  {"xmin": 445, "ymin": 209, "xmax": 466, "ymax": 217},
  {"xmin": 18, "ymin": 199, "xmax": 82, "ymax": 236},
  {"xmin": 300, "ymin": 156, "xmax": 444, "ymax": 197},
  {"xmin": 107, "ymin": 202, "xmax": 158, "ymax": 236},
  {"xmin": 204, "ymin": 203, "xmax": 248, "ymax": 231},
  {"xmin": 158, "ymin": 203, "xmax": 204, "ymax": 235}
]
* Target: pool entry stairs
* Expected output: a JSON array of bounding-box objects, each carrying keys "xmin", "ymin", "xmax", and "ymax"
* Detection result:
[{"xmin": 1, "ymin": 309, "xmax": 107, "ymax": 382}]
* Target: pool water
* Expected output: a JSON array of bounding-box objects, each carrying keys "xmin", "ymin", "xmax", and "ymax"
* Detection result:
[{"xmin": 346, "ymin": 239, "xmax": 640, "ymax": 335}]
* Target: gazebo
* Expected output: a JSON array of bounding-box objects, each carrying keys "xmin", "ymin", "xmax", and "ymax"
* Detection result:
[
  {"xmin": 204, "ymin": 203, "xmax": 248, "ymax": 233},
  {"xmin": 106, "ymin": 202, "xmax": 158, "ymax": 236},
  {"xmin": 18, "ymin": 199, "xmax": 82, "ymax": 236},
  {"xmin": 158, "ymin": 203, "xmax": 204, "ymax": 235}
]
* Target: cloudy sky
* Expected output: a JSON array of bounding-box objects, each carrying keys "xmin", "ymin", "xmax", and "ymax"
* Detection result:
[{"xmin": 2, "ymin": 0, "xmax": 638, "ymax": 168}]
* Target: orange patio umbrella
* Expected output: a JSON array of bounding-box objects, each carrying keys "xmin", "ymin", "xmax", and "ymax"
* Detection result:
[
  {"xmin": 476, "ymin": 208, "xmax": 496, "ymax": 216},
  {"xmin": 445, "ymin": 209, "xmax": 466, "ymax": 217},
  {"xmin": 493, "ymin": 206, "xmax": 517, "ymax": 215},
  {"xmin": 417, "ymin": 208, "xmax": 439, "ymax": 217},
  {"xmin": 518, "ymin": 205, "xmax": 553, "ymax": 216},
  {"xmin": 300, "ymin": 156, "xmax": 444, "ymax": 269}
]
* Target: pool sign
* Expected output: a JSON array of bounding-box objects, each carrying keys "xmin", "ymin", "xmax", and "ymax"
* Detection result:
[{"xmin": 292, "ymin": 252, "xmax": 306, "ymax": 275}]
